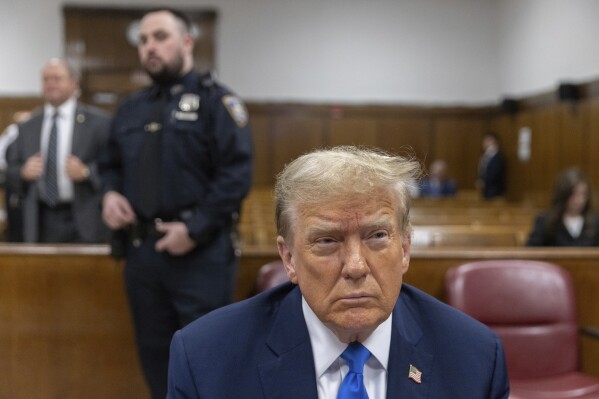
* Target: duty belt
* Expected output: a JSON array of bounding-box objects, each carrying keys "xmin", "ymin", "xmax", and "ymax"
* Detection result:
[{"xmin": 128, "ymin": 218, "xmax": 166, "ymax": 247}]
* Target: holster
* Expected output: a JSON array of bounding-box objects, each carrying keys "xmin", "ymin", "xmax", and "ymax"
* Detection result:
[{"xmin": 110, "ymin": 229, "xmax": 128, "ymax": 259}]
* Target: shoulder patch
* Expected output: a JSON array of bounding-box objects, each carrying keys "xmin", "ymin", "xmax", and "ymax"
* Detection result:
[{"xmin": 222, "ymin": 95, "xmax": 248, "ymax": 128}]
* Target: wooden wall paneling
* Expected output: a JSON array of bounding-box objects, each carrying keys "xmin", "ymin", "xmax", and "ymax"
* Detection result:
[
  {"xmin": 328, "ymin": 117, "xmax": 378, "ymax": 148},
  {"xmin": 558, "ymin": 102, "xmax": 588, "ymax": 172},
  {"xmin": 271, "ymin": 113, "xmax": 325, "ymax": 183},
  {"xmin": 247, "ymin": 113, "xmax": 273, "ymax": 186},
  {"xmin": 432, "ymin": 117, "xmax": 486, "ymax": 192},
  {"xmin": 530, "ymin": 107, "xmax": 561, "ymax": 192},
  {"xmin": 586, "ymin": 98, "xmax": 599, "ymax": 191},
  {"xmin": 64, "ymin": 7, "xmax": 216, "ymax": 109},
  {"xmin": 489, "ymin": 114, "xmax": 521, "ymax": 200},
  {"xmin": 377, "ymin": 117, "xmax": 431, "ymax": 165},
  {"xmin": 0, "ymin": 98, "xmax": 42, "ymax": 132},
  {"xmin": 510, "ymin": 111, "xmax": 543, "ymax": 203}
]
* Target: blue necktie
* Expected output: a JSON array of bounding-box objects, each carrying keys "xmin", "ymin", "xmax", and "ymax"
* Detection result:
[{"xmin": 337, "ymin": 342, "xmax": 371, "ymax": 399}]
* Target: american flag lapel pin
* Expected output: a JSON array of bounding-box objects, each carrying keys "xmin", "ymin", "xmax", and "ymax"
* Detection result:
[{"xmin": 408, "ymin": 364, "xmax": 422, "ymax": 384}]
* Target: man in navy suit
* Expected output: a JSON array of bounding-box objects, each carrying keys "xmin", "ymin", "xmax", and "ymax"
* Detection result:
[
  {"xmin": 476, "ymin": 132, "xmax": 506, "ymax": 199},
  {"xmin": 167, "ymin": 146, "xmax": 510, "ymax": 398}
]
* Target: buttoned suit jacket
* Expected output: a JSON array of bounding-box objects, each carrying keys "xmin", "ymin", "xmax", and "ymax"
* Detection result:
[
  {"xmin": 481, "ymin": 152, "xmax": 506, "ymax": 199},
  {"xmin": 6, "ymin": 103, "xmax": 111, "ymax": 243},
  {"xmin": 167, "ymin": 282, "xmax": 509, "ymax": 399}
]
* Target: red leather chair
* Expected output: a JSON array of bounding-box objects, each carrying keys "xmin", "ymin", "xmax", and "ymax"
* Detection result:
[
  {"xmin": 256, "ymin": 259, "xmax": 288, "ymax": 293},
  {"xmin": 445, "ymin": 260, "xmax": 599, "ymax": 399}
]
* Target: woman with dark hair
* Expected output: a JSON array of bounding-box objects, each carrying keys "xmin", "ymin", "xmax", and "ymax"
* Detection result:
[{"xmin": 527, "ymin": 167, "xmax": 599, "ymax": 246}]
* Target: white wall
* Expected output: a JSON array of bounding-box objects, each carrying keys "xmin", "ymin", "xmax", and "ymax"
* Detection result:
[
  {"xmin": 496, "ymin": 0, "xmax": 599, "ymax": 98},
  {"xmin": 0, "ymin": 0, "xmax": 597, "ymax": 105}
]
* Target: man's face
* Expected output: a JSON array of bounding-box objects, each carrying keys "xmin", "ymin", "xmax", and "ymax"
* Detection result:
[
  {"xmin": 42, "ymin": 63, "xmax": 77, "ymax": 107},
  {"xmin": 138, "ymin": 11, "xmax": 192, "ymax": 83},
  {"xmin": 278, "ymin": 193, "xmax": 410, "ymax": 343}
]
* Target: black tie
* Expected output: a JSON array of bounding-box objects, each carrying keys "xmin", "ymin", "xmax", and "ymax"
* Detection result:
[
  {"xmin": 45, "ymin": 111, "xmax": 59, "ymax": 207},
  {"xmin": 135, "ymin": 88, "xmax": 168, "ymax": 219}
]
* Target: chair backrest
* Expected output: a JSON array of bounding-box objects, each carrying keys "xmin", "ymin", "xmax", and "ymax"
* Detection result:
[
  {"xmin": 256, "ymin": 260, "xmax": 288, "ymax": 293},
  {"xmin": 445, "ymin": 260, "xmax": 579, "ymax": 379}
]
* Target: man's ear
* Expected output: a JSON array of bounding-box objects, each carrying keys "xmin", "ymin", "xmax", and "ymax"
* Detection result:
[{"xmin": 277, "ymin": 236, "xmax": 298, "ymax": 284}]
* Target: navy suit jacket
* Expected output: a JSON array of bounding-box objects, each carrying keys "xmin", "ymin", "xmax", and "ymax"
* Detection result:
[
  {"xmin": 168, "ymin": 283, "xmax": 509, "ymax": 398},
  {"xmin": 480, "ymin": 152, "xmax": 506, "ymax": 199}
]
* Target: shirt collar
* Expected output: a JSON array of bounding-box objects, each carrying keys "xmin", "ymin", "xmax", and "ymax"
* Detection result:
[
  {"xmin": 484, "ymin": 145, "xmax": 498, "ymax": 157},
  {"xmin": 302, "ymin": 295, "xmax": 392, "ymax": 379},
  {"xmin": 45, "ymin": 96, "xmax": 76, "ymax": 119},
  {"xmin": 151, "ymin": 70, "xmax": 198, "ymax": 98}
]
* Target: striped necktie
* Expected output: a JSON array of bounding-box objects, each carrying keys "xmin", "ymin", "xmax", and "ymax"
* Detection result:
[{"xmin": 44, "ymin": 111, "xmax": 59, "ymax": 206}]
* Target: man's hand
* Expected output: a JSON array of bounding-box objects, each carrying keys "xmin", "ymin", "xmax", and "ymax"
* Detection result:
[
  {"xmin": 155, "ymin": 222, "xmax": 197, "ymax": 256},
  {"xmin": 66, "ymin": 155, "xmax": 90, "ymax": 182},
  {"xmin": 102, "ymin": 191, "xmax": 136, "ymax": 230},
  {"xmin": 20, "ymin": 153, "xmax": 44, "ymax": 181}
]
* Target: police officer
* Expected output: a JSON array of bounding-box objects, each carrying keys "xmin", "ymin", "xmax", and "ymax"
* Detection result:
[{"xmin": 99, "ymin": 8, "xmax": 253, "ymax": 399}]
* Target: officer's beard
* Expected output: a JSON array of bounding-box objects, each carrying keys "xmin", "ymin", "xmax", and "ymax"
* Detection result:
[{"xmin": 144, "ymin": 53, "xmax": 185, "ymax": 85}]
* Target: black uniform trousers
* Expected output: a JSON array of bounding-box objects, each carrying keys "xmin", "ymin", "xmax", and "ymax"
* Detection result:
[{"xmin": 123, "ymin": 228, "xmax": 237, "ymax": 399}]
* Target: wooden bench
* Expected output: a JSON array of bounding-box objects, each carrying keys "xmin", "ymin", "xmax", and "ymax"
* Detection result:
[{"xmin": 412, "ymin": 225, "xmax": 530, "ymax": 247}]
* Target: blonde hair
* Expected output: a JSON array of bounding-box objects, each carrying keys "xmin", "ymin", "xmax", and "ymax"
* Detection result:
[{"xmin": 275, "ymin": 146, "xmax": 421, "ymax": 240}]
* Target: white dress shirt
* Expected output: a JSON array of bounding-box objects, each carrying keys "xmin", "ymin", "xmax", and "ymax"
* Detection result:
[
  {"xmin": 41, "ymin": 97, "xmax": 77, "ymax": 202},
  {"xmin": 302, "ymin": 296, "xmax": 391, "ymax": 399},
  {"xmin": 563, "ymin": 215, "xmax": 584, "ymax": 238},
  {"xmin": 0, "ymin": 123, "xmax": 19, "ymax": 170}
]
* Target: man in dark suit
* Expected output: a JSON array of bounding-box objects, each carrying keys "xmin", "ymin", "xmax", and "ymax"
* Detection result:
[
  {"xmin": 6, "ymin": 58, "xmax": 110, "ymax": 243},
  {"xmin": 167, "ymin": 146, "xmax": 509, "ymax": 398},
  {"xmin": 476, "ymin": 131, "xmax": 506, "ymax": 199}
]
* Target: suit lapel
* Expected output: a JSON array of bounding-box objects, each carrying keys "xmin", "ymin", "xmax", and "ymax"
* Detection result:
[
  {"xmin": 258, "ymin": 286, "xmax": 318, "ymax": 399},
  {"xmin": 29, "ymin": 114, "xmax": 44, "ymax": 153},
  {"xmin": 386, "ymin": 292, "xmax": 434, "ymax": 399},
  {"xmin": 71, "ymin": 104, "xmax": 86, "ymax": 157}
]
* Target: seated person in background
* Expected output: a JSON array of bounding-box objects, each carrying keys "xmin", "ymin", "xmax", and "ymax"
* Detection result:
[
  {"xmin": 419, "ymin": 159, "xmax": 457, "ymax": 197},
  {"xmin": 167, "ymin": 146, "xmax": 509, "ymax": 398},
  {"xmin": 527, "ymin": 167, "xmax": 599, "ymax": 246}
]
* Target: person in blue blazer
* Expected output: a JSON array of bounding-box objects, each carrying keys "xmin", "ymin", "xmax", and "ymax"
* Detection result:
[
  {"xmin": 168, "ymin": 146, "xmax": 509, "ymax": 399},
  {"xmin": 419, "ymin": 159, "xmax": 457, "ymax": 197}
]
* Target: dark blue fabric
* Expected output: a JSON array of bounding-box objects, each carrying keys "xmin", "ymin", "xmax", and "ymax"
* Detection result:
[
  {"xmin": 167, "ymin": 283, "xmax": 510, "ymax": 399},
  {"xmin": 99, "ymin": 71, "xmax": 253, "ymax": 399}
]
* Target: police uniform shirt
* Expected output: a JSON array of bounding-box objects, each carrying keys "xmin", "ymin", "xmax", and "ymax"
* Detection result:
[{"xmin": 101, "ymin": 71, "xmax": 253, "ymax": 243}]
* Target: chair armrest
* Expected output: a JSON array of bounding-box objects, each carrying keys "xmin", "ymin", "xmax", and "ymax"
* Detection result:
[{"xmin": 580, "ymin": 326, "xmax": 599, "ymax": 340}]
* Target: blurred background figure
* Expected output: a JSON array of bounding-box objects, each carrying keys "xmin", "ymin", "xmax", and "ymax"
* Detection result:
[
  {"xmin": 527, "ymin": 167, "xmax": 599, "ymax": 246},
  {"xmin": 419, "ymin": 159, "xmax": 457, "ymax": 197},
  {"xmin": 476, "ymin": 131, "xmax": 505, "ymax": 199},
  {"xmin": 0, "ymin": 110, "xmax": 32, "ymax": 242},
  {"xmin": 6, "ymin": 58, "xmax": 111, "ymax": 243}
]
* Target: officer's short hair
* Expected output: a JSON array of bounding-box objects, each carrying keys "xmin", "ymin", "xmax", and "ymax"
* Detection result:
[{"xmin": 142, "ymin": 7, "xmax": 192, "ymax": 33}]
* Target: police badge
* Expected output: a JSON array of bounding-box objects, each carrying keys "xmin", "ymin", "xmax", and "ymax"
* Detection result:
[
  {"xmin": 179, "ymin": 93, "xmax": 200, "ymax": 112},
  {"xmin": 222, "ymin": 95, "xmax": 249, "ymax": 128}
]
